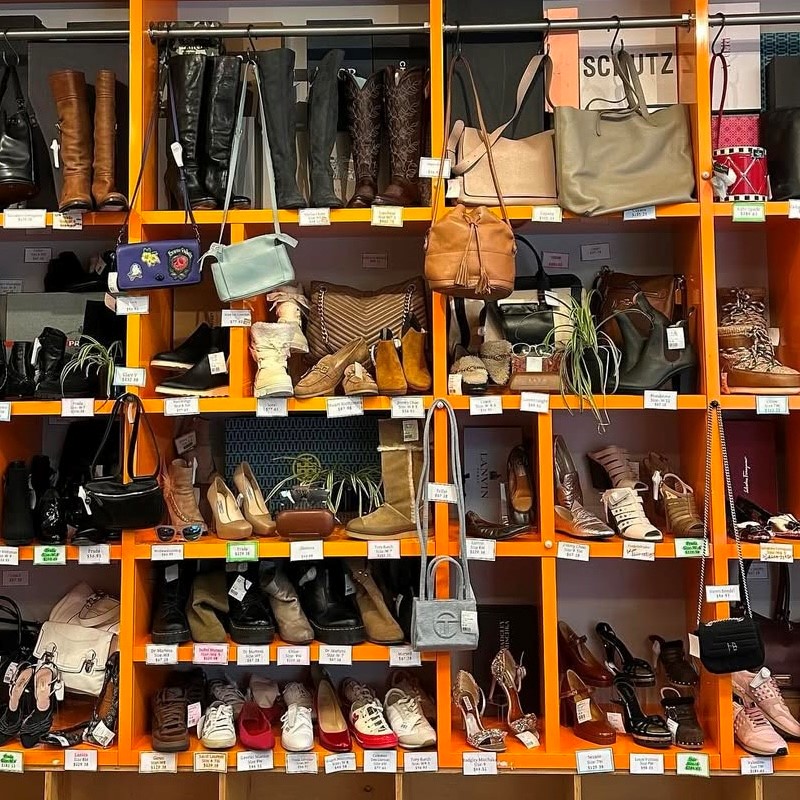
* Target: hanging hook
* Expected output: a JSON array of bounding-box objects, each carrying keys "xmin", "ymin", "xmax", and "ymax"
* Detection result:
[
  {"xmin": 247, "ymin": 23, "xmax": 258, "ymax": 57},
  {"xmin": 1, "ymin": 32, "xmax": 19, "ymax": 67},
  {"xmin": 711, "ymin": 13, "xmax": 726, "ymax": 56},
  {"xmin": 542, "ymin": 19, "xmax": 551, "ymax": 56},
  {"xmin": 455, "ymin": 23, "xmax": 462, "ymax": 58},
  {"xmin": 609, "ymin": 15, "xmax": 623, "ymax": 56}
]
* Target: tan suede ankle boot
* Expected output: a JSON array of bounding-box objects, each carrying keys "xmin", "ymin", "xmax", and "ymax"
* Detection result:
[
  {"xmin": 164, "ymin": 458, "xmax": 206, "ymax": 529},
  {"xmin": 344, "ymin": 558, "xmax": 404, "ymax": 644}
]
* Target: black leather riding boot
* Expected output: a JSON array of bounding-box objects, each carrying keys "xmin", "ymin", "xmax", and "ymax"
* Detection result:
[
  {"xmin": 225, "ymin": 563, "xmax": 275, "ymax": 644},
  {"xmin": 308, "ymin": 49, "xmax": 345, "ymax": 208},
  {"xmin": 3, "ymin": 460, "xmax": 35, "ymax": 546},
  {"xmin": 34, "ymin": 327, "xmax": 67, "ymax": 399},
  {"xmin": 152, "ymin": 561, "xmax": 192, "ymax": 644}
]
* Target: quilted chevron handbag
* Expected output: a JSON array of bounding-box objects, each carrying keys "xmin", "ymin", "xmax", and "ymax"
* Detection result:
[{"xmin": 306, "ymin": 278, "xmax": 428, "ymax": 362}]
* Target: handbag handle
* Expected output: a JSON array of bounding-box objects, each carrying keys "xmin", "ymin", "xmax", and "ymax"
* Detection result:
[
  {"xmin": 425, "ymin": 555, "xmax": 472, "ymax": 600},
  {"xmin": 710, "ymin": 51, "xmax": 729, "ymax": 151},
  {"xmin": 696, "ymin": 401, "xmax": 753, "ymax": 627},
  {"xmin": 514, "ymin": 234, "xmax": 551, "ymax": 291},
  {"xmin": 89, "ymin": 393, "xmax": 160, "ymax": 482},
  {"xmin": 448, "ymin": 52, "xmax": 554, "ymax": 174},
  {"xmin": 415, "ymin": 399, "xmax": 474, "ymax": 603},
  {"xmin": 589, "ymin": 48, "xmax": 656, "ymax": 127},
  {"xmin": 433, "ymin": 53, "xmax": 510, "ymax": 224}
]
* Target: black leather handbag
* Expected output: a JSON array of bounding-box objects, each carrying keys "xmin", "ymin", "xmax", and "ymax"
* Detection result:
[
  {"xmin": 83, "ymin": 393, "xmax": 165, "ymax": 530},
  {"xmin": 761, "ymin": 110, "xmax": 800, "ymax": 200},
  {"xmin": 488, "ymin": 235, "xmax": 582, "ymax": 346},
  {"xmin": 0, "ymin": 61, "xmax": 36, "ymax": 207}
]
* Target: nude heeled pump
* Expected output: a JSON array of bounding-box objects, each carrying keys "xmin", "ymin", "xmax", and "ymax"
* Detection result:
[
  {"xmin": 207, "ymin": 475, "xmax": 252, "ymax": 540},
  {"xmin": 233, "ymin": 462, "xmax": 276, "ymax": 536}
]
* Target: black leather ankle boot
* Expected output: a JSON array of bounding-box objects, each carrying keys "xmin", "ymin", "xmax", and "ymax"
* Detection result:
[
  {"xmin": 7, "ymin": 342, "xmax": 34, "ymax": 398},
  {"xmin": 152, "ymin": 561, "xmax": 192, "ymax": 644},
  {"xmin": 226, "ymin": 563, "xmax": 275, "ymax": 644},
  {"xmin": 155, "ymin": 327, "xmax": 230, "ymax": 397},
  {"xmin": 3, "ymin": 461, "xmax": 35, "ymax": 546},
  {"xmin": 34, "ymin": 327, "xmax": 67, "ymax": 399}
]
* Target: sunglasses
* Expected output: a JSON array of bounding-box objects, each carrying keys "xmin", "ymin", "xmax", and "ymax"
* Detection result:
[{"xmin": 156, "ymin": 524, "xmax": 204, "ymax": 542}]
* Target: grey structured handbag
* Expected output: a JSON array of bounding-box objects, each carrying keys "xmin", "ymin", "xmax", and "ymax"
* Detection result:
[
  {"xmin": 206, "ymin": 56, "xmax": 297, "ymax": 301},
  {"xmin": 554, "ymin": 47, "xmax": 695, "ymax": 216},
  {"xmin": 411, "ymin": 399, "xmax": 478, "ymax": 652}
]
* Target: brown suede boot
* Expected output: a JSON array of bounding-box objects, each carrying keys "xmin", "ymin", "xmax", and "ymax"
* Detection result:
[
  {"xmin": 92, "ymin": 70, "xmax": 127, "ymax": 211},
  {"xmin": 345, "ymin": 419, "xmax": 422, "ymax": 539},
  {"xmin": 48, "ymin": 70, "xmax": 93, "ymax": 212},
  {"xmin": 374, "ymin": 331, "xmax": 407, "ymax": 396},
  {"xmin": 164, "ymin": 458, "xmax": 206, "ymax": 530},
  {"xmin": 344, "ymin": 559, "xmax": 404, "ymax": 644},
  {"xmin": 401, "ymin": 324, "xmax": 431, "ymax": 393}
]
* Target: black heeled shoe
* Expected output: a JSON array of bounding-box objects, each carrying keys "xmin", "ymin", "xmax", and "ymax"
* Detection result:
[
  {"xmin": 612, "ymin": 675, "xmax": 672, "ymax": 748},
  {"xmin": 616, "ymin": 293, "xmax": 697, "ymax": 394},
  {"xmin": 595, "ymin": 622, "xmax": 655, "ymax": 687}
]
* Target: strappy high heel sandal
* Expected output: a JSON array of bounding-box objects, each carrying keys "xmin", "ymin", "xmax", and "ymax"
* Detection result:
[
  {"xmin": 0, "ymin": 662, "xmax": 34, "ymax": 745},
  {"xmin": 596, "ymin": 622, "xmax": 655, "ymax": 687},
  {"xmin": 612, "ymin": 675, "xmax": 671, "ymax": 748},
  {"xmin": 489, "ymin": 649, "xmax": 539, "ymax": 742},
  {"xmin": 20, "ymin": 661, "xmax": 60, "ymax": 748},
  {"xmin": 587, "ymin": 446, "xmax": 647, "ymax": 491},
  {"xmin": 452, "ymin": 670, "xmax": 507, "ymax": 752}
]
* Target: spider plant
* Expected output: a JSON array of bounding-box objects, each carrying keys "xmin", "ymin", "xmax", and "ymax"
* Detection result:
[{"xmin": 60, "ymin": 335, "xmax": 124, "ymax": 399}]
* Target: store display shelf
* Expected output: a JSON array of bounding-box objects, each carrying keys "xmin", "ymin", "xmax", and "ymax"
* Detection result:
[
  {"xmin": 0, "ymin": 742, "xmax": 119, "ymax": 768},
  {"xmin": 139, "ymin": 396, "xmax": 433, "ymax": 415},
  {"xmin": 713, "ymin": 201, "xmax": 796, "ymax": 218},
  {"xmin": 448, "ymin": 524, "xmax": 544, "ymax": 557},
  {"xmin": 132, "ymin": 527, "xmax": 432, "ymax": 559},
  {"xmin": 719, "ymin": 395, "xmax": 800, "ymax": 411},
  {"xmin": 496, "ymin": 203, "xmax": 701, "ymax": 223},
  {"xmin": 7, "ymin": 400, "xmax": 118, "ymax": 417},
  {"xmin": 138, "ymin": 208, "xmax": 433, "ymax": 226},
  {"xmin": 0, "ymin": 212, "xmax": 126, "ymax": 230},
  {"xmin": 446, "ymin": 394, "xmax": 707, "ymax": 412},
  {"xmin": 133, "ymin": 635, "xmax": 434, "ymax": 663},
  {"xmin": 0, "ymin": 542, "xmax": 123, "ymax": 561},
  {"xmin": 549, "ymin": 531, "xmax": 692, "ymax": 559},
  {"xmin": 444, "ymin": 728, "xmax": 548, "ymax": 770},
  {"xmin": 726, "ymin": 541, "xmax": 800, "ymax": 560},
  {"xmin": 733, "ymin": 743, "xmax": 800, "ymax": 771}
]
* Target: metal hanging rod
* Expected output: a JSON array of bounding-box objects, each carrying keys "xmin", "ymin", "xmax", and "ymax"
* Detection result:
[
  {"xmin": 442, "ymin": 14, "xmax": 693, "ymax": 33},
  {"xmin": 0, "ymin": 28, "xmax": 128, "ymax": 40},
  {"xmin": 710, "ymin": 11, "xmax": 800, "ymax": 26},
  {"xmin": 148, "ymin": 23, "xmax": 430, "ymax": 39}
]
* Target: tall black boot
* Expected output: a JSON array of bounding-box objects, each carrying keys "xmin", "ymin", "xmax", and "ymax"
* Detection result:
[
  {"xmin": 3, "ymin": 461, "xmax": 35, "ymax": 546},
  {"xmin": 152, "ymin": 561, "xmax": 192, "ymax": 644},
  {"xmin": 258, "ymin": 48, "xmax": 306, "ymax": 209},
  {"xmin": 308, "ymin": 49, "xmax": 345, "ymax": 209},
  {"xmin": 6, "ymin": 343, "xmax": 33, "ymax": 399},
  {"xmin": 34, "ymin": 327, "xmax": 67, "ymax": 399},
  {"xmin": 225, "ymin": 562, "xmax": 275, "ymax": 644},
  {"xmin": 203, "ymin": 56, "xmax": 250, "ymax": 210},
  {"xmin": 164, "ymin": 55, "xmax": 216, "ymax": 211}
]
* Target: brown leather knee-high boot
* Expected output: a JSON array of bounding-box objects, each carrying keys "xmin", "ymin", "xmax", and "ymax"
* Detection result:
[
  {"xmin": 92, "ymin": 70, "xmax": 127, "ymax": 211},
  {"xmin": 48, "ymin": 70, "xmax": 93, "ymax": 212}
]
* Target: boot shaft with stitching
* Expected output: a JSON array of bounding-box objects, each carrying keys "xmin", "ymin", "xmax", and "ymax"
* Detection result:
[{"xmin": 342, "ymin": 69, "xmax": 384, "ymax": 208}]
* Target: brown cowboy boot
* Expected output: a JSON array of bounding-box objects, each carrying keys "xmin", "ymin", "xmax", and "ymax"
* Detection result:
[{"xmin": 92, "ymin": 70, "xmax": 128, "ymax": 210}]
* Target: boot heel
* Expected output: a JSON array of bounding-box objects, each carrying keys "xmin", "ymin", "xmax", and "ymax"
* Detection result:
[
  {"xmin": 672, "ymin": 366, "xmax": 697, "ymax": 394},
  {"xmin": 588, "ymin": 458, "xmax": 613, "ymax": 491}
]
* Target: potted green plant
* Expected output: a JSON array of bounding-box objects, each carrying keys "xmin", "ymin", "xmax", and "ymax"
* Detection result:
[{"xmin": 60, "ymin": 335, "xmax": 124, "ymax": 400}]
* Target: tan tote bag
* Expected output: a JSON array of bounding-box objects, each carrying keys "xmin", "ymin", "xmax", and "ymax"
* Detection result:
[
  {"xmin": 447, "ymin": 53, "xmax": 557, "ymax": 206},
  {"xmin": 554, "ymin": 47, "xmax": 695, "ymax": 217}
]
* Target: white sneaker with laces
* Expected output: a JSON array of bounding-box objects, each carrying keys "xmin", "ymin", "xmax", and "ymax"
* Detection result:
[
  {"xmin": 733, "ymin": 700, "xmax": 789, "ymax": 756},
  {"xmin": 282, "ymin": 682, "xmax": 313, "ymax": 709},
  {"xmin": 281, "ymin": 704, "xmax": 314, "ymax": 752},
  {"xmin": 199, "ymin": 702, "xmax": 236, "ymax": 749},
  {"xmin": 384, "ymin": 688, "xmax": 436, "ymax": 749},
  {"xmin": 349, "ymin": 697, "xmax": 398, "ymax": 749}
]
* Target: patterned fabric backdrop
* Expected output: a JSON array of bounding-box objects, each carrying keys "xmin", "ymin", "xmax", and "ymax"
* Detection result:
[{"xmin": 761, "ymin": 32, "xmax": 800, "ymax": 111}]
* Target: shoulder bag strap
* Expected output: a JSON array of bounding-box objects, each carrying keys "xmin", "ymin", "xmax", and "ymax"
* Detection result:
[
  {"xmin": 514, "ymin": 234, "xmax": 551, "ymax": 290},
  {"xmin": 89, "ymin": 394, "xmax": 127, "ymax": 479},
  {"xmin": 124, "ymin": 394, "xmax": 161, "ymax": 480},
  {"xmin": 710, "ymin": 51, "xmax": 728, "ymax": 152},
  {"xmin": 775, "ymin": 563, "xmax": 791, "ymax": 622}
]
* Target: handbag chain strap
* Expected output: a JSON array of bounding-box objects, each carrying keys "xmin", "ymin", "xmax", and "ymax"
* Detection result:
[
  {"xmin": 696, "ymin": 400, "xmax": 752, "ymax": 627},
  {"xmin": 317, "ymin": 285, "xmax": 330, "ymax": 346}
]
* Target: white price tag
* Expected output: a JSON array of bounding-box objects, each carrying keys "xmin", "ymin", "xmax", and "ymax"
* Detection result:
[
  {"xmin": 164, "ymin": 397, "xmax": 199, "ymax": 416},
  {"xmin": 113, "ymin": 367, "xmax": 146, "ymax": 387},
  {"xmin": 580, "ymin": 243, "xmax": 611, "ymax": 261},
  {"xmin": 139, "ymin": 752, "xmax": 177, "ymax": 773},
  {"xmin": 192, "ymin": 644, "xmax": 229, "ymax": 665},
  {"xmin": 326, "ymin": 397, "xmax": 363, "ymax": 418},
  {"xmin": 193, "ymin": 752, "xmax": 227, "ymax": 773},
  {"xmin": 65, "ymin": 750, "xmax": 98, "ymax": 771},
  {"xmin": 402, "ymin": 419, "xmax": 419, "ymax": 442},
  {"xmin": 151, "ymin": 544, "xmax": 184, "ymax": 561},
  {"xmin": 575, "ymin": 698, "xmax": 592, "ymax": 724},
  {"xmin": 208, "ymin": 351, "xmax": 227, "ymax": 375},
  {"xmin": 516, "ymin": 731, "xmax": 540, "ymax": 748},
  {"xmin": 325, "ymin": 753, "xmax": 357, "ymax": 773},
  {"xmin": 277, "ymin": 646, "xmax": 310, "ymax": 666},
  {"xmin": 1, "ymin": 570, "xmax": 27, "ymax": 586},
  {"xmin": 542, "ymin": 251, "xmax": 569, "ymax": 269},
  {"xmin": 237, "ymin": 751, "xmax": 274, "ymax": 771},
  {"xmin": 61, "ymin": 398, "xmax": 94, "ymax": 417},
  {"xmin": 469, "ymin": 395, "xmax": 503, "ymax": 416},
  {"xmin": 371, "ymin": 206, "xmax": 403, "ymax": 227},
  {"xmin": 446, "ymin": 179, "xmax": 461, "ymax": 198},
  {"xmin": 419, "ymin": 156, "xmax": 451, "ymax": 178},
  {"xmin": 52, "ymin": 211, "xmax": 83, "ymax": 230},
  {"xmin": 732, "ymin": 202, "xmax": 766, "ymax": 223},
  {"xmin": 290, "ymin": 540, "xmax": 323, "ymax": 562},
  {"xmin": 256, "ymin": 397, "xmax": 288, "ymax": 417},
  {"xmin": 623, "ymin": 205, "xmax": 656, "ymax": 221},
  {"xmin": 107, "ymin": 272, "xmax": 119, "ymax": 294},
  {"xmin": 525, "ymin": 356, "xmax": 543, "ymax": 372},
  {"xmin": 0, "ymin": 751, "xmax": 22, "ymax": 773},
  {"xmin": 675, "ymin": 538, "xmax": 708, "ymax": 558},
  {"xmin": 520, "ymin": 392, "xmax": 550, "ymax": 413},
  {"xmin": 532, "ymin": 205, "xmax": 563, "ymax": 223},
  {"xmin": 606, "ymin": 712, "xmax": 626, "ymax": 733},
  {"xmin": 461, "ymin": 609, "xmax": 479, "ymax": 634},
  {"xmin": 462, "ymin": 752, "xmax": 497, "ymax": 775},
  {"xmin": 760, "ymin": 543, "xmax": 794, "ymax": 563},
  {"xmin": 557, "ymin": 541, "xmax": 590, "ymax": 561},
  {"xmin": 24, "ymin": 247, "xmax": 51, "ymax": 263},
  {"xmin": 0, "ymin": 548, "xmax": 19, "ymax": 566},
  {"xmin": 285, "ymin": 753, "xmax": 318, "ymax": 774},
  {"xmin": 756, "ymin": 396, "xmax": 789, "ymax": 415},
  {"xmin": 688, "ymin": 632, "xmax": 700, "ymax": 658},
  {"xmin": 391, "ymin": 397, "xmax": 425, "ymax": 418},
  {"xmin": 448, "ymin": 373, "xmax": 462, "ymax": 395},
  {"xmin": 0, "ymin": 403, "xmax": 10, "ymax": 423},
  {"xmin": 145, "ymin": 644, "xmax": 178, "ymax": 665},
  {"xmin": 426, "ymin": 482, "xmax": 458, "ymax": 503},
  {"xmin": 389, "ymin": 646, "xmax": 421, "ymax": 667},
  {"xmin": 622, "ymin": 540, "xmax": 655, "ymax": 561},
  {"xmin": 790, "ymin": 199, "xmax": 800, "ymax": 219},
  {"xmin": 364, "ymin": 750, "xmax": 398, "ymax": 773},
  {"xmin": 576, "ymin": 748, "xmax": 615, "ymax": 774},
  {"xmin": 629, "ymin": 754, "xmax": 664, "ymax": 774},
  {"xmin": 78, "ymin": 544, "xmax": 110, "ymax": 565},
  {"xmin": 667, "ymin": 326, "xmax": 686, "ymax": 350},
  {"xmin": 33, "ymin": 545, "xmax": 66, "ymax": 566},
  {"xmin": 221, "ymin": 309, "xmax": 252, "ymax": 327},
  {"xmin": 466, "ymin": 538, "xmax": 496, "ymax": 561},
  {"xmin": 404, "ymin": 752, "xmax": 438, "ymax": 771},
  {"xmin": 237, "ymin": 645, "xmax": 270, "ymax": 666},
  {"xmin": 318, "ymin": 644, "xmax": 352, "ymax": 666},
  {"xmin": 676, "ymin": 752, "xmax": 709, "ymax": 777},
  {"xmin": 368, "ymin": 540, "xmax": 400, "ymax": 560},
  {"xmin": 705, "ymin": 584, "xmax": 741, "ymax": 603},
  {"xmin": 4, "ymin": 209, "xmax": 46, "ymax": 228},
  {"xmin": 644, "ymin": 390, "xmax": 678, "ymax": 410},
  {"xmin": 741, "ymin": 756, "xmax": 773, "ymax": 774},
  {"xmin": 116, "ymin": 296, "xmax": 150, "ymax": 315},
  {"xmin": 298, "ymin": 207, "xmax": 331, "ymax": 226}
]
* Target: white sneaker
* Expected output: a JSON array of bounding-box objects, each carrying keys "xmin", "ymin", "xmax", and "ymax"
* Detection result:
[
  {"xmin": 384, "ymin": 688, "xmax": 436, "ymax": 749},
  {"xmin": 207, "ymin": 678, "xmax": 245, "ymax": 720},
  {"xmin": 733, "ymin": 667, "xmax": 800, "ymax": 739},
  {"xmin": 281, "ymin": 704, "xmax": 314, "ymax": 752},
  {"xmin": 199, "ymin": 702, "xmax": 236, "ymax": 749}
]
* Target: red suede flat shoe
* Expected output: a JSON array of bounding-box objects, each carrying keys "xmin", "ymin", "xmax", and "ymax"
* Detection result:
[{"xmin": 238, "ymin": 700, "xmax": 275, "ymax": 750}]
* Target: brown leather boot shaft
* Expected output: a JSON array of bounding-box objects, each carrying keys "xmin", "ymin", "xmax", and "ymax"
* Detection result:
[
  {"xmin": 92, "ymin": 69, "xmax": 127, "ymax": 210},
  {"xmin": 48, "ymin": 70, "xmax": 92, "ymax": 211}
]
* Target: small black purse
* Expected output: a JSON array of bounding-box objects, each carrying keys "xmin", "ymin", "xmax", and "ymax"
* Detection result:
[
  {"xmin": 693, "ymin": 401, "xmax": 764, "ymax": 674},
  {"xmin": 83, "ymin": 393, "xmax": 165, "ymax": 530}
]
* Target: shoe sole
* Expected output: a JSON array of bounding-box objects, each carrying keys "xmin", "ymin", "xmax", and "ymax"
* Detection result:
[
  {"xmin": 202, "ymin": 736, "xmax": 237, "ymax": 749},
  {"xmin": 345, "ymin": 530, "xmax": 416, "ymax": 540},
  {"xmin": 229, "ymin": 627, "xmax": 276, "ymax": 644},
  {"xmin": 398, "ymin": 739, "xmax": 437, "ymax": 749},
  {"xmin": 152, "ymin": 736, "xmax": 189, "ymax": 752},
  {"xmin": 312, "ymin": 622, "xmax": 367, "ymax": 645},
  {"xmin": 150, "ymin": 360, "xmax": 195, "ymax": 370},
  {"xmin": 151, "ymin": 630, "xmax": 191, "ymax": 645},
  {"xmin": 282, "ymin": 740, "xmax": 314, "ymax": 752},
  {"xmin": 156, "ymin": 385, "xmax": 230, "ymax": 397},
  {"xmin": 254, "ymin": 383, "xmax": 294, "ymax": 398}
]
